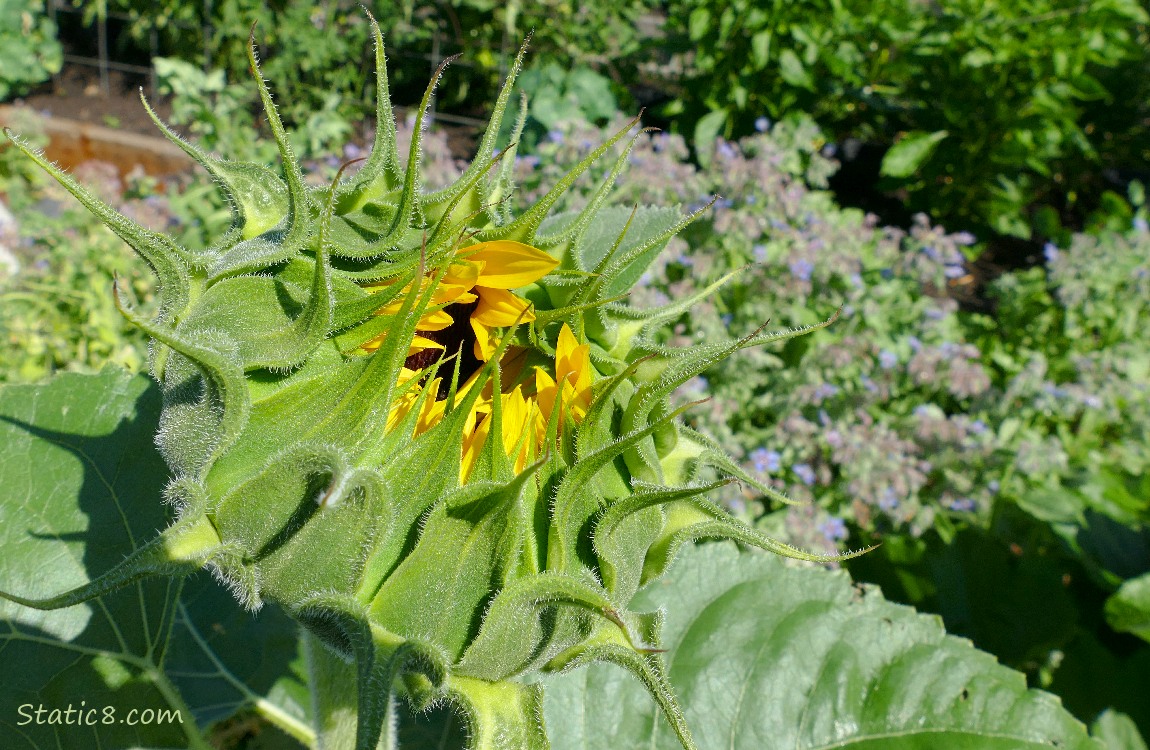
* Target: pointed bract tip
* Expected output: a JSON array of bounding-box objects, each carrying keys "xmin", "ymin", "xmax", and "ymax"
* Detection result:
[
  {"xmin": 740, "ymin": 318, "xmax": 773, "ymax": 344},
  {"xmin": 433, "ymin": 53, "xmax": 462, "ymax": 78},
  {"xmin": 334, "ymin": 156, "xmax": 368, "ymax": 184}
]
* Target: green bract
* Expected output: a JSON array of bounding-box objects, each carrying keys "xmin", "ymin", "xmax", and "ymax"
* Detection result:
[{"xmin": 0, "ymin": 19, "xmax": 850, "ymax": 750}]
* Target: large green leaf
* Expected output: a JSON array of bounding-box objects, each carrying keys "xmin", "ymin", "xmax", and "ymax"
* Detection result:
[
  {"xmin": 1093, "ymin": 710, "xmax": 1150, "ymax": 750},
  {"xmin": 543, "ymin": 542, "xmax": 1102, "ymax": 750},
  {"xmin": 1106, "ymin": 573, "xmax": 1150, "ymax": 644},
  {"xmin": 880, "ymin": 130, "xmax": 948, "ymax": 178},
  {"xmin": 0, "ymin": 368, "xmax": 310, "ymax": 748}
]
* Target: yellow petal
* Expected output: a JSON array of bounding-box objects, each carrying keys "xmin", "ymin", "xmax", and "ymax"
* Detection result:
[
  {"xmin": 408, "ymin": 336, "xmax": 445, "ymax": 357},
  {"xmin": 472, "ymin": 287, "xmax": 536, "ymax": 327},
  {"xmin": 443, "ymin": 260, "xmax": 484, "ymax": 289},
  {"xmin": 471, "ymin": 318, "xmax": 498, "ymax": 362},
  {"xmin": 500, "ymin": 387, "xmax": 536, "ymax": 474},
  {"xmin": 415, "ymin": 379, "xmax": 446, "ymax": 436},
  {"xmin": 534, "ymin": 366, "xmax": 558, "ymax": 421},
  {"xmin": 460, "ymin": 413, "xmax": 490, "ymax": 482},
  {"xmin": 386, "ymin": 377, "xmax": 421, "ymax": 433},
  {"xmin": 459, "ymin": 241, "xmax": 559, "ymax": 289},
  {"xmin": 556, "ymin": 324, "xmax": 593, "ymax": 418},
  {"xmin": 417, "ymin": 309, "xmax": 455, "ymax": 332}
]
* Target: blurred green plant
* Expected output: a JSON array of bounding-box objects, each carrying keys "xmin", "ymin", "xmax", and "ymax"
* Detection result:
[
  {"xmin": 104, "ymin": 0, "xmax": 651, "ymax": 133},
  {"xmin": 0, "ymin": 0, "xmax": 63, "ymax": 101},
  {"xmin": 153, "ymin": 57, "xmax": 264, "ymax": 156},
  {"xmin": 0, "ymin": 170, "xmax": 153, "ymax": 383},
  {"xmin": 496, "ymin": 62, "xmax": 622, "ymax": 150},
  {"xmin": 662, "ymin": 0, "xmax": 1150, "ymax": 239}
]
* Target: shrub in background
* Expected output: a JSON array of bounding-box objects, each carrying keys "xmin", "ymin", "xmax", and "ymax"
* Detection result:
[
  {"xmin": 102, "ymin": 0, "xmax": 653, "ymax": 132},
  {"xmin": 661, "ymin": 0, "xmax": 1150, "ymax": 239},
  {"xmin": 0, "ymin": 0, "xmax": 63, "ymax": 101}
]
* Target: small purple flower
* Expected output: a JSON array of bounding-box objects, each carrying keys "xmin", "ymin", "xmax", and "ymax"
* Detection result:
[
  {"xmin": 914, "ymin": 404, "xmax": 932, "ymax": 418},
  {"xmin": 792, "ymin": 463, "xmax": 816, "ymax": 486},
  {"xmin": 907, "ymin": 335, "xmax": 922, "ymax": 352},
  {"xmin": 944, "ymin": 264, "xmax": 965, "ymax": 279},
  {"xmin": 716, "ymin": 140, "xmax": 738, "ymax": 160},
  {"xmin": 878, "ymin": 487, "xmax": 900, "ymax": 511},
  {"xmin": 988, "ymin": 480, "xmax": 1001, "ymax": 493},
  {"xmin": 1134, "ymin": 216, "xmax": 1149, "ymax": 233},
  {"xmin": 948, "ymin": 497, "xmax": 976, "ymax": 512},
  {"xmin": 953, "ymin": 231, "xmax": 976, "ymax": 246},
  {"xmin": 818, "ymin": 516, "xmax": 848, "ymax": 542},
  {"xmin": 754, "ymin": 116, "xmax": 771, "ymax": 133},
  {"xmin": 750, "ymin": 448, "xmax": 781, "ymax": 474},
  {"xmin": 1043, "ymin": 242, "xmax": 1060, "ymax": 264},
  {"xmin": 879, "ymin": 350, "xmax": 898, "ymax": 370},
  {"xmin": 752, "ymin": 244, "xmax": 768, "ymax": 262},
  {"xmin": 789, "ymin": 258, "xmax": 814, "ymax": 282},
  {"xmin": 923, "ymin": 245, "xmax": 941, "ymax": 262},
  {"xmin": 547, "ymin": 129, "xmax": 565, "ymax": 144},
  {"xmin": 344, "ymin": 143, "xmax": 364, "ymax": 160},
  {"xmin": 812, "ymin": 383, "xmax": 840, "ymax": 402},
  {"xmin": 720, "ymin": 313, "xmax": 734, "ymax": 326},
  {"xmin": 970, "ymin": 420, "xmax": 988, "ymax": 434},
  {"xmin": 821, "ymin": 143, "xmax": 838, "ymax": 158}
]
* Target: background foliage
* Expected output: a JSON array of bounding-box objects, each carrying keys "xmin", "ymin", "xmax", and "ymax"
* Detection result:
[
  {"xmin": 2, "ymin": 1, "xmax": 1149, "ymax": 746},
  {"xmin": 0, "ymin": 0, "xmax": 63, "ymax": 100},
  {"xmin": 659, "ymin": 0, "xmax": 1150, "ymax": 239}
]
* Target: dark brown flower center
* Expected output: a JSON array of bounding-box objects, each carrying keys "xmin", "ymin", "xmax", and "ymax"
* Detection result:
[{"xmin": 403, "ymin": 300, "xmax": 482, "ymax": 398}]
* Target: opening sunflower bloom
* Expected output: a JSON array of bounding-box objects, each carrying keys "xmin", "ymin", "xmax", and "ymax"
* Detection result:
[
  {"xmin": 364, "ymin": 240, "xmax": 593, "ymax": 482},
  {"xmin": 459, "ymin": 323, "xmax": 595, "ymax": 480},
  {"xmin": 362, "ymin": 240, "xmax": 557, "ymax": 361}
]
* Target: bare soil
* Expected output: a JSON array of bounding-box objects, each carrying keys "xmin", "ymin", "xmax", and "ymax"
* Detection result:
[{"xmin": 21, "ymin": 65, "xmax": 174, "ymax": 138}]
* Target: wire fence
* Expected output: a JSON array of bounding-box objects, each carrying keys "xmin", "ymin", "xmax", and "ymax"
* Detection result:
[{"xmin": 45, "ymin": 0, "xmax": 502, "ymax": 129}]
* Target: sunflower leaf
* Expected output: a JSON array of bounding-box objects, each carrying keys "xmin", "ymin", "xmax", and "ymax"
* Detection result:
[{"xmin": 544, "ymin": 542, "xmax": 1102, "ymax": 750}]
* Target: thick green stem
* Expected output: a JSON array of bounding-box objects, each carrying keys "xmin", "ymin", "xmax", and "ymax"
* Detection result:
[{"xmin": 305, "ymin": 631, "xmax": 397, "ymax": 750}]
